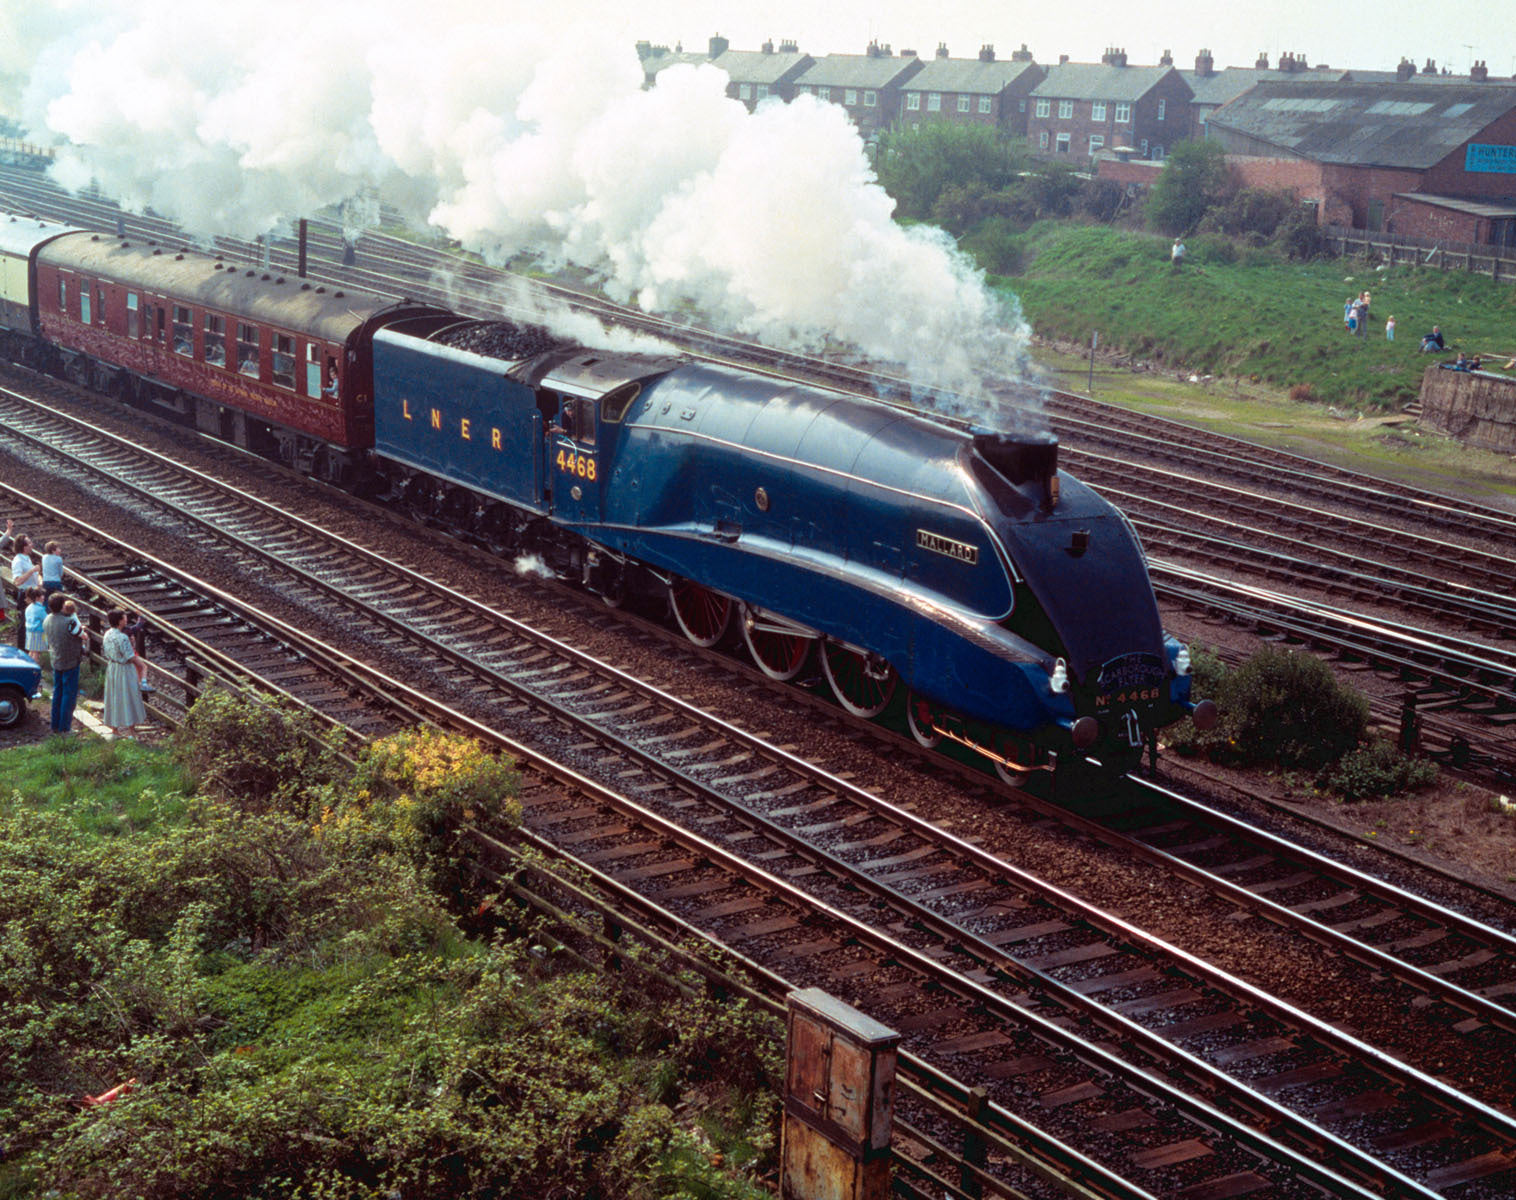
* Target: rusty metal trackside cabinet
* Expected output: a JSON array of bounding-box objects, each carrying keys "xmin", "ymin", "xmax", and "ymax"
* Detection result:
[{"xmin": 781, "ymin": 988, "xmax": 899, "ymax": 1200}]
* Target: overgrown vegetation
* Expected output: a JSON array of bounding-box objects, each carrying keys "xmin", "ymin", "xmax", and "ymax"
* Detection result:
[
  {"xmin": 1168, "ymin": 646, "xmax": 1436, "ymax": 800},
  {"xmin": 0, "ymin": 694, "xmax": 779, "ymax": 1199}
]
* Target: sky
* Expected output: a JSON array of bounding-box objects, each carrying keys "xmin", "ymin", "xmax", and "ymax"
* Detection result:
[{"xmin": 624, "ymin": 0, "xmax": 1516, "ymax": 79}]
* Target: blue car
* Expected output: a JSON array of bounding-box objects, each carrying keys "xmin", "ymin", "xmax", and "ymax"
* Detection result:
[{"xmin": 0, "ymin": 644, "xmax": 43, "ymax": 728}]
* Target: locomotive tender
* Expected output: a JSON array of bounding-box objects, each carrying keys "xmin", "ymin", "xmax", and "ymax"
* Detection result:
[{"xmin": 0, "ymin": 211, "xmax": 1213, "ymax": 774}]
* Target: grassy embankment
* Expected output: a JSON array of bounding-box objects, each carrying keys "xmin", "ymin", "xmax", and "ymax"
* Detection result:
[
  {"xmin": 992, "ymin": 224, "xmax": 1516, "ymax": 507},
  {"xmin": 0, "ymin": 703, "xmax": 778, "ymax": 1200}
]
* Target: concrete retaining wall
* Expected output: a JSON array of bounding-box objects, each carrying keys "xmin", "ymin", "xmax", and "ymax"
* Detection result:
[{"xmin": 1419, "ymin": 366, "xmax": 1516, "ymax": 454}]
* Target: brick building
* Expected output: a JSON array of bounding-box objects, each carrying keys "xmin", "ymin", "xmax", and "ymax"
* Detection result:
[
  {"xmin": 711, "ymin": 38, "xmax": 814, "ymax": 109},
  {"xmin": 896, "ymin": 44, "xmax": 1044, "ymax": 138},
  {"xmin": 1027, "ymin": 49, "xmax": 1194, "ymax": 161},
  {"xmin": 1206, "ymin": 81, "xmax": 1516, "ymax": 241},
  {"xmin": 793, "ymin": 43, "xmax": 925, "ymax": 140}
]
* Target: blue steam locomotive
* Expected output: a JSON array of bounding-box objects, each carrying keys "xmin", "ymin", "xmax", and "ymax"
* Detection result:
[
  {"xmin": 2, "ymin": 213, "xmax": 1212, "ymax": 774},
  {"xmin": 371, "ymin": 316, "xmax": 1212, "ymax": 774}
]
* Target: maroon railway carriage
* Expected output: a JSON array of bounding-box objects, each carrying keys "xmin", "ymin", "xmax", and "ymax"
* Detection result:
[{"xmin": 34, "ymin": 232, "xmax": 441, "ymax": 480}]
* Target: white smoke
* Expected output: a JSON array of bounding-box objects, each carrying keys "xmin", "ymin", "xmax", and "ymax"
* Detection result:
[{"xmin": 3, "ymin": 1, "xmax": 1032, "ymax": 415}]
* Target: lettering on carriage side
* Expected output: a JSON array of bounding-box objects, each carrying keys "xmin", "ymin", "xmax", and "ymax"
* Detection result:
[
  {"xmin": 491, "ymin": 427, "xmax": 502, "ymax": 450},
  {"xmin": 916, "ymin": 529, "xmax": 978, "ymax": 564},
  {"xmin": 402, "ymin": 398, "xmax": 412, "ymax": 421},
  {"xmin": 460, "ymin": 417, "xmax": 470, "ymax": 440},
  {"xmin": 430, "ymin": 408, "xmax": 441, "ymax": 430}
]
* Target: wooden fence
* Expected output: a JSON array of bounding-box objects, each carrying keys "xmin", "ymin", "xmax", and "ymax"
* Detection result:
[{"xmin": 1323, "ymin": 226, "xmax": 1516, "ymax": 282}]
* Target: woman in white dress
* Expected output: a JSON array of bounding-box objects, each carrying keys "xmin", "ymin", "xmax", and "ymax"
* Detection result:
[{"xmin": 101, "ymin": 609, "xmax": 146, "ymax": 737}]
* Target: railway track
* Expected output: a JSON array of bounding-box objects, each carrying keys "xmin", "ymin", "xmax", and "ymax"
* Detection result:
[{"xmin": 4, "ymin": 369, "xmax": 1516, "ymax": 1195}]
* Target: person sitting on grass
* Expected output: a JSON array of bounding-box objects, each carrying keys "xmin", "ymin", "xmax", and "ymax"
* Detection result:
[{"xmin": 1421, "ymin": 325, "xmax": 1445, "ymax": 353}]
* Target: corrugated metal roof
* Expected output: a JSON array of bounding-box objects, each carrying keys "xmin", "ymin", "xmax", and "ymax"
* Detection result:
[
  {"xmin": 1207, "ymin": 80, "xmax": 1516, "ymax": 168},
  {"xmin": 39, "ymin": 233, "xmax": 400, "ymax": 343},
  {"xmin": 712, "ymin": 49, "xmax": 810, "ymax": 85},
  {"xmin": 796, "ymin": 53, "xmax": 924, "ymax": 89},
  {"xmin": 1395, "ymin": 192, "xmax": 1516, "ymax": 217},
  {"xmin": 905, "ymin": 58, "xmax": 1038, "ymax": 95},
  {"xmin": 1031, "ymin": 63, "xmax": 1185, "ymax": 103}
]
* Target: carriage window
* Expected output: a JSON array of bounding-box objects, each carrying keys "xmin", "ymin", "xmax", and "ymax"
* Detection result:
[
  {"xmin": 80, "ymin": 286, "xmax": 91, "ymax": 325},
  {"xmin": 95, "ymin": 287, "xmax": 105, "ymax": 323},
  {"xmin": 58, "ymin": 278, "xmax": 66, "ymax": 311},
  {"xmin": 203, "ymin": 313, "xmax": 227, "ymax": 366},
  {"xmin": 272, "ymin": 333, "xmax": 295, "ymax": 389},
  {"xmin": 236, "ymin": 323, "xmax": 260, "ymax": 376},
  {"xmin": 126, "ymin": 293, "xmax": 139, "ymax": 338},
  {"xmin": 305, "ymin": 343, "xmax": 323, "ymax": 397},
  {"xmin": 172, "ymin": 305, "xmax": 193, "ymax": 356}
]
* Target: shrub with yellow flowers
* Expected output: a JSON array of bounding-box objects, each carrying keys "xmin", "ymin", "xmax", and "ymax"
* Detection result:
[{"xmin": 314, "ymin": 728, "xmax": 521, "ymax": 877}]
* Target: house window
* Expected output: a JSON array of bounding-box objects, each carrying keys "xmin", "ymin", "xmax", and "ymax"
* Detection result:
[
  {"xmin": 817, "ymin": 86, "xmax": 830, "ymax": 101},
  {"xmin": 1092, "ymin": 101, "xmax": 1107, "ymax": 121},
  {"xmin": 1058, "ymin": 100, "xmax": 1072, "ymax": 119},
  {"xmin": 1055, "ymin": 133, "xmax": 1071, "ymax": 153},
  {"xmin": 1039, "ymin": 130, "xmax": 1049, "ymax": 148},
  {"xmin": 1019, "ymin": 99, "xmax": 1026, "ymax": 112},
  {"xmin": 864, "ymin": 90, "xmax": 876, "ymax": 106},
  {"xmin": 1035, "ymin": 98, "xmax": 1050, "ymax": 118},
  {"xmin": 738, "ymin": 83, "xmax": 752, "ymax": 100},
  {"xmin": 958, "ymin": 95, "xmax": 969, "ymax": 112},
  {"xmin": 1158, "ymin": 98, "xmax": 1166, "ymax": 120},
  {"xmin": 1115, "ymin": 103, "xmax": 1131, "ymax": 122},
  {"xmin": 1153, "ymin": 145, "xmax": 1164, "ymax": 159},
  {"xmin": 126, "ymin": 292, "xmax": 139, "ymax": 339},
  {"xmin": 203, "ymin": 313, "xmax": 226, "ymax": 367},
  {"xmin": 756, "ymin": 84, "xmax": 768, "ymax": 99},
  {"xmin": 1140, "ymin": 138, "xmax": 1149, "ymax": 156},
  {"xmin": 272, "ymin": 333, "xmax": 295, "ymax": 390},
  {"xmin": 980, "ymin": 97, "xmax": 992, "ymax": 114},
  {"xmin": 906, "ymin": 92, "xmax": 920, "ymax": 110},
  {"xmin": 237, "ymin": 323, "xmax": 260, "ymax": 377},
  {"xmin": 172, "ymin": 304, "xmax": 192, "ymax": 356},
  {"xmin": 927, "ymin": 92, "xmax": 941, "ymax": 112},
  {"xmin": 845, "ymin": 88, "xmax": 857, "ymax": 105},
  {"xmin": 1089, "ymin": 134, "xmax": 1105, "ymax": 152}
]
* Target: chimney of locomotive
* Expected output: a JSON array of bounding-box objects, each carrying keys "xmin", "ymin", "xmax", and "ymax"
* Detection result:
[{"xmin": 972, "ymin": 430, "xmax": 1060, "ymax": 510}]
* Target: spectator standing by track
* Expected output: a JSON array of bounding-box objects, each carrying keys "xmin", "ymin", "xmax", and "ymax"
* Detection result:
[
  {"xmin": 43, "ymin": 592, "xmax": 86, "ymax": 735},
  {"xmin": 40, "ymin": 541, "xmax": 64, "ymax": 595},
  {"xmin": 101, "ymin": 609, "xmax": 147, "ymax": 737},
  {"xmin": 10, "ymin": 535, "xmax": 39, "ymax": 647},
  {"xmin": 23, "ymin": 589, "xmax": 47, "ymax": 669}
]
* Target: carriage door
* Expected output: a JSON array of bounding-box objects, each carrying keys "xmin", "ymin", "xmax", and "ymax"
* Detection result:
[{"xmin": 550, "ymin": 394, "xmax": 600, "ymax": 525}]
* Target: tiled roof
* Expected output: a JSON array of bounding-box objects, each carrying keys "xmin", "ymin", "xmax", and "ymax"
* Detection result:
[
  {"xmin": 712, "ymin": 49, "xmax": 811, "ymax": 85},
  {"xmin": 796, "ymin": 53, "xmax": 924, "ymax": 89},
  {"xmin": 1031, "ymin": 63, "xmax": 1187, "ymax": 103},
  {"xmin": 904, "ymin": 58, "xmax": 1039, "ymax": 95}
]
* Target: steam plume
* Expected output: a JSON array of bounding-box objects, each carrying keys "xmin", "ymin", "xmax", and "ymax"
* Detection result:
[{"xmin": 2, "ymin": 2, "xmax": 1031, "ymax": 414}]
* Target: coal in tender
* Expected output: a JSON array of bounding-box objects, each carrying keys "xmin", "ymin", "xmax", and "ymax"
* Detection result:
[{"xmin": 435, "ymin": 320, "xmax": 564, "ymax": 361}]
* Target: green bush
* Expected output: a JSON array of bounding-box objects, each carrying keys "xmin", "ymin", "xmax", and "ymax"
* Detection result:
[
  {"xmin": 1322, "ymin": 736, "xmax": 1438, "ymax": 801},
  {"xmin": 1218, "ymin": 647, "xmax": 1368, "ymax": 769},
  {"xmin": 174, "ymin": 689, "xmax": 349, "ymax": 815}
]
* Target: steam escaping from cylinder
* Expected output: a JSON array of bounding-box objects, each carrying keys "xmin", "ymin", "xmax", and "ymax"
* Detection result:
[{"xmin": 1, "ymin": 1, "xmax": 1035, "ymax": 422}]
